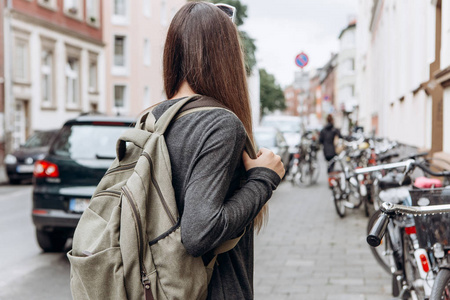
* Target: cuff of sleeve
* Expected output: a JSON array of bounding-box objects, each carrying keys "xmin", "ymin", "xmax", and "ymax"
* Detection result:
[{"xmin": 246, "ymin": 167, "xmax": 281, "ymax": 189}]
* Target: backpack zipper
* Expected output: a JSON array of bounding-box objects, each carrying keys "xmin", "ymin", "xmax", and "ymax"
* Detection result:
[
  {"xmin": 142, "ymin": 152, "xmax": 177, "ymax": 225},
  {"xmin": 105, "ymin": 161, "xmax": 137, "ymax": 176},
  {"xmin": 121, "ymin": 186, "xmax": 153, "ymax": 298},
  {"xmin": 93, "ymin": 190, "xmax": 121, "ymax": 198}
]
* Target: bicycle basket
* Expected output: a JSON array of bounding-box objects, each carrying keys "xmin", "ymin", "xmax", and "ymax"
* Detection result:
[{"xmin": 410, "ymin": 187, "xmax": 450, "ymax": 248}]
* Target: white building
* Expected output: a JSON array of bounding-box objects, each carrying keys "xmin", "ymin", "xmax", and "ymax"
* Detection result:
[
  {"xmin": 336, "ymin": 21, "xmax": 357, "ymax": 135},
  {"xmin": 103, "ymin": 0, "xmax": 186, "ymax": 117},
  {"xmin": 355, "ymin": 0, "xmax": 439, "ymax": 150},
  {"xmin": 439, "ymin": 0, "xmax": 450, "ymax": 153},
  {"xmin": 4, "ymin": 0, "xmax": 105, "ymax": 150}
]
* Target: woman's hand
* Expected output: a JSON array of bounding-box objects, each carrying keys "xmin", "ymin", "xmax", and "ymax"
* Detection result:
[{"xmin": 242, "ymin": 148, "xmax": 285, "ymax": 179}]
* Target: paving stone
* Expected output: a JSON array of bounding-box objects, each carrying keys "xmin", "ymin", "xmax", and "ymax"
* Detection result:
[{"xmin": 254, "ymin": 158, "xmax": 392, "ymax": 299}]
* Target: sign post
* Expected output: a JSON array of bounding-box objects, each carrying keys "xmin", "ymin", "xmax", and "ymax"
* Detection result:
[{"xmin": 295, "ymin": 52, "xmax": 309, "ymax": 69}]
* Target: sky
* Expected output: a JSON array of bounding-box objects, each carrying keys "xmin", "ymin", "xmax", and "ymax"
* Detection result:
[{"xmin": 240, "ymin": 0, "xmax": 358, "ymax": 88}]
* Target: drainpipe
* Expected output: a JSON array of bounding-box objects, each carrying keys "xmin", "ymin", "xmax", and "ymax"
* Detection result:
[{"xmin": 3, "ymin": 0, "xmax": 13, "ymax": 155}]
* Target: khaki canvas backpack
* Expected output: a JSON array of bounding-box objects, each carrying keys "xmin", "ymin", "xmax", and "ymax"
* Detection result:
[{"xmin": 67, "ymin": 95, "xmax": 256, "ymax": 300}]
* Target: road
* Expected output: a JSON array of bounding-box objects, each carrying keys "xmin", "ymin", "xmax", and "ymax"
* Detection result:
[{"xmin": 0, "ymin": 165, "xmax": 391, "ymax": 300}]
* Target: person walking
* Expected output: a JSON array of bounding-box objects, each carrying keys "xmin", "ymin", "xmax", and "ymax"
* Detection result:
[
  {"xmin": 319, "ymin": 114, "xmax": 342, "ymax": 173},
  {"xmin": 150, "ymin": 2, "xmax": 285, "ymax": 299}
]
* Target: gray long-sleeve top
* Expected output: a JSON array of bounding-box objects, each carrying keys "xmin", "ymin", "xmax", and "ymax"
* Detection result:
[{"xmin": 152, "ymin": 97, "xmax": 281, "ymax": 299}]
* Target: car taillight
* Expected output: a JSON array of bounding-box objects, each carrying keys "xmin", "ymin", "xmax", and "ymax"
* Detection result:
[
  {"xmin": 405, "ymin": 226, "xmax": 417, "ymax": 235},
  {"xmin": 34, "ymin": 160, "xmax": 59, "ymax": 178}
]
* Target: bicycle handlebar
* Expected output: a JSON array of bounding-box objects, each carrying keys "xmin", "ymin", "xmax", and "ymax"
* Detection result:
[
  {"xmin": 367, "ymin": 201, "xmax": 450, "ymax": 247},
  {"xmin": 355, "ymin": 159, "xmax": 450, "ymax": 178},
  {"xmin": 367, "ymin": 212, "xmax": 390, "ymax": 247},
  {"xmin": 412, "ymin": 161, "xmax": 450, "ymax": 177},
  {"xmin": 354, "ymin": 159, "xmax": 413, "ymax": 175}
]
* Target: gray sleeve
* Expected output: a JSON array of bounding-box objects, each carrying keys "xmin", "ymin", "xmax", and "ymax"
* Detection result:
[{"xmin": 180, "ymin": 114, "xmax": 280, "ymax": 257}]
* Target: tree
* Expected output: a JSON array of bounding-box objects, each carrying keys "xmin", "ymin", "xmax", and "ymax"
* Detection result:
[
  {"xmin": 259, "ymin": 68, "xmax": 286, "ymax": 116},
  {"xmin": 191, "ymin": 0, "xmax": 257, "ymax": 75}
]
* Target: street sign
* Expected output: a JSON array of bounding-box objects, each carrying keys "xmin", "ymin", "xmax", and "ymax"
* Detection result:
[{"xmin": 295, "ymin": 52, "xmax": 309, "ymax": 69}]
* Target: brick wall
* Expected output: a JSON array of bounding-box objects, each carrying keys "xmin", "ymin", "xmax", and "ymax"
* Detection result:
[{"xmin": 12, "ymin": 0, "xmax": 102, "ymax": 41}]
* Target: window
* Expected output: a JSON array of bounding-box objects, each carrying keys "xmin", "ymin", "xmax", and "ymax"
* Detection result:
[
  {"xmin": 143, "ymin": 0, "xmax": 151, "ymax": 17},
  {"xmin": 89, "ymin": 53, "xmax": 98, "ymax": 93},
  {"xmin": 114, "ymin": 36, "xmax": 126, "ymax": 67},
  {"xmin": 114, "ymin": 0, "xmax": 126, "ymax": 16},
  {"xmin": 38, "ymin": 0, "xmax": 57, "ymax": 11},
  {"xmin": 114, "ymin": 85, "xmax": 127, "ymax": 108},
  {"xmin": 64, "ymin": 0, "xmax": 83, "ymax": 19},
  {"xmin": 66, "ymin": 57, "xmax": 80, "ymax": 108},
  {"xmin": 144, "ymin": 39, "xmax": 151, "ymax": 66},
  {"xmin": 113, "ymin": 0, "xmax": 128, "ymax": 24},
  {"xmin": 86, "ymin": 0, "xmax": 99, "ymax": 26},
  {"xmin": 161, "ymin": 0, "xmax": 167, "ymax": 26},
  {"xmin": 14, "ymin": 38, "xmax": 29, "ymax": 82},
  {"xmin": 343, "ymin": 58, "xmax": 355, "ymax": 73},
  {"xmin": 144, "ymin": 86, "xmax": 150, "ymax": 108},
  {"xmin": 41, "ymin": 49, "xmax": 53, "ymax": 105}
]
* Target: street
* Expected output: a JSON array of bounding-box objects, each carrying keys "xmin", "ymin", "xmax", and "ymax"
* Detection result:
[{"xmin": 0, "ymin": 163, "xmax": 390, "ymax": 300}]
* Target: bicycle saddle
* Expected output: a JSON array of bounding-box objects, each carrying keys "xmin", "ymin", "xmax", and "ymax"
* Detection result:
[
  {"xmin": 377, "ymin": 152, "xmax": 399, "ymax": 163},
  {"xmin": 413, "ymin": 176, "xmax": 442, "ymax": 188},
  {"xmin": 379, "ymin": 172, "xmax": 412, "ymax": 190}
]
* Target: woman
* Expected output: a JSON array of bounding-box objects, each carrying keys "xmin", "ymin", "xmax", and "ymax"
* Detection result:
[
  {"xmin": 319, "ymin": 114, "xmax": 342, "ymax": 173},
  {"xmin": 151, "ymin": 2, "xmax": 284, "ymax": 299}
]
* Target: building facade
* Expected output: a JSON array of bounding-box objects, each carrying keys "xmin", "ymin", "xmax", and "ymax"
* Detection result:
[
  {"xmin": 103, "ymin": 0, "xmax": 186, "ymax": 118},
  {"xmin": 437, "ymin": 0, "xmax": 450, "ymax": 153},
  {"xmin": 356, "ymin": 0, "xmax": 439, "ymax": 149},
  {"xmin": 3, "ymin": 0, "xmax": 105, "ymax": 153},
  {"xmin": 336, "ymin": 21, "xmax": 357, "ymax": 135},
  {"xmin": 319, "ymin": 53, "xmax": 337, "ymax": 125},
  {"xmin": 284, "ymin": 85, "xmax": 302, "ymax": 117}
]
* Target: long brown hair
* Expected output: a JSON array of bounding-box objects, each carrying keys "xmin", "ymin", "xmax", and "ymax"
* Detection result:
[{"xmin": 163, "ymin": 1, "xmax": 267, "ymax": 232}]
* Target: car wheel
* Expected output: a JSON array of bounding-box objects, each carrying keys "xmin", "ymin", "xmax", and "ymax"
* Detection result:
[{"xmin": 36, "ymin": 229, "xmax": 68, "ymax": 252}]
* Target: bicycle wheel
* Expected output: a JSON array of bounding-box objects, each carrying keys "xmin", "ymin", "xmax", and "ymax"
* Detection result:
[
  {"xmin": 430, "ymin": 268, "xmax": 450, "ymax": 300},
  {"xmin": 290, "ymin": 163, "xmax": 302, "ymax": 187},
  {"xmin": 403, "ymin": 234, "xmax": 425, "ymax": 300},
  {"xmin": 308, "ymin": 157, "xmax": 320, "ymax": 185},
  {"xmin": 367, "ymin": 210, "xmax": 393, "ymax": 274},
  {"xmin": 332, "ymin": 184, "xmax": 346, "ymax": 218}
]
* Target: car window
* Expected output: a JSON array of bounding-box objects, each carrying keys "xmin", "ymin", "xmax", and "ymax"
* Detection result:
[
  {"xmin": 52, "ymin": 124, "xmax": 129, "ymax": 159},
  {"xmin": 261, "ymin": 119, "xmax": 301, "ymax": 133},
  {"xmin": 23, "ymin": 131, "xmax": 55, "ymax": 148},
  {"xmin": 254, "ymin": 131, "xmax": 276, "ymax": 148}
]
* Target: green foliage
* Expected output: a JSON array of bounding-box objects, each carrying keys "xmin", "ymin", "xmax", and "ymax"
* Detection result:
[
  {"xmin": 190, "ymin": 0, "xmax": 256, "ymax": 74},
  {"xmin": 259, "ymin": 69, "xmax": 286, "ymax": 116}
]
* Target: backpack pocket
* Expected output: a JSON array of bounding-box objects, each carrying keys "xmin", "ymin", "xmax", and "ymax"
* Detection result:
[
  {"xmin": 67, "ymin": 247, "xmax": 128, "ymax": 300},
  {"xmin": 149, "ymin": 226, "xmax": 208, "ymax": 300},
  {"xmin": 69, "ymin": 201, "xmax": 127, "ymax": 299}
]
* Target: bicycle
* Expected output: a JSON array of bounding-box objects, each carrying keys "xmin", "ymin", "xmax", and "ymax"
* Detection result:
[
  {"xmin": 288, "ymin": 131, "xmax": 320, "ymax": 187},
  {"xmin": 367, "ymin": 159, "xmax": 450, "ymax": 300},
  {"xmin": 327, "ymin": 149, "xmax": 369, "ymax": 218}
]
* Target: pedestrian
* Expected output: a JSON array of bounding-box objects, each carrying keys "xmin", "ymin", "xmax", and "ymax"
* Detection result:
[
  {"xmin": 151, "ymin": 2, "xmax": 285, "ymax": 299},
  {"xmin": 319, "ymin": 114, "xmax": 342, "ymax": 173}
]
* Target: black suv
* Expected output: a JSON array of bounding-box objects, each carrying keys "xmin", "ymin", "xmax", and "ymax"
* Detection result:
[{"xmin": 32, "ymin": 115, "xmax": 135, "ymax": 252}]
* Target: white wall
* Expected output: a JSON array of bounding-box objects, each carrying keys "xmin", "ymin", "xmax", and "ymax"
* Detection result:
[
  {"xmin": 248, "ymin": 69, "xmax": 261, "ymax": 127},
  {"xmin": 356, "ymin": 0, "xmax": 435, "ymax": 148},
  {"xmin": 11, "ymin": 18, "xmax": 105, "ymax": 133}
]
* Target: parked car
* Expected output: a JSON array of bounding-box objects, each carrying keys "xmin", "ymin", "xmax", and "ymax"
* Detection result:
[
  {"xmin": 260, "ymin": 115, "xmax": 302, "ymax": 157},
  {"xmin": 32, "ymin": 115, "xmax": 135, "ymax": 252},
  {"xmin": 253, "ymin": 126, "xmax": 290, "ymax": 171},
  {"xmin": 4, "ymin": 129, "xmax": 58, "ymax": 184}
]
